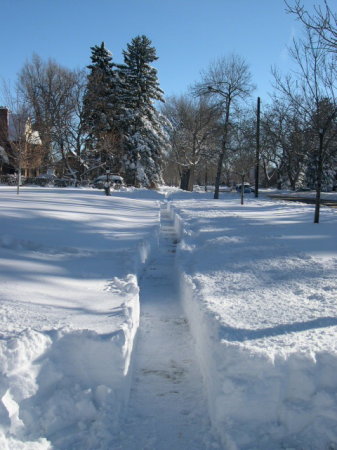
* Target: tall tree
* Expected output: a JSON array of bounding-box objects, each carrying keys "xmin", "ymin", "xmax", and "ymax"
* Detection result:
[
  {"xmin": 305, "ymin": 98, "xmax": 337, "ymax": 191},
  {"xmin": 162, "ymin": 95, "xmax": 221, "ymax": 190},
  {"xmin": 82, "ymin": 42, "xmax": 123, "ymax": 174},
  {"xmin": 18, "ymin": 55, "xmax": 84, "ymax": 179},
  {"xmin": 120, "ymin": 35, "xmax": 170, "ymax": 187},
  {"xmin": 229, "ymin": 109, "xmax": 256, "ymax": 184},
  {"xmin": 261, "ymin": 100, "xmax": 310, "ymax": 190},
  {"xmin": 0, "ymin": 85, "xmax": 43, "ymax": 194},
  {"xmin": 273, "ymin": 27, "xmax": 337, "ymax": 222},
  {"xmin": 194, "ymin": 55, "xmax": 255, "ymax": 199}
]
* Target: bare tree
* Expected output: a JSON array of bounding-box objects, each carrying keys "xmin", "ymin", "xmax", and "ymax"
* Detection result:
[
  {"xmin": 162, "ymin": 95, "xmax": 221, "ymax": 190},
  {"xmin": 18, "ymin": 55, "xmax": 86, "ymax": 181},
  {"xmin": 229, "ymin": 110, "xmax": 256, "ymax": 180},
  {"xmin": 285, "ymin": 0, "xmax": 337, "ymax": 53},
  {"xmin": 194, "ymin": 55, "xmax": 255, "ymax": 199},
  {"xmin": 261, "ymin": 100, "xmax": 310, "ymax": 190},
  {"xmin": 272, "ymin": 27, "xmax": 337, "ymax": 222},
  {"xmin": 0, "ymin": 84, "xmax": 43, "ymax": 194},
  {"xmin": 64, "ymin": 69, "xmax": 88, "ymax": 181}
]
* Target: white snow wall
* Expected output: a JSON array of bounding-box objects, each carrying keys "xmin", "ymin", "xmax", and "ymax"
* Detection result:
[
  {"xmin": 168, "ymin": 201, "xmax": 337, "ymax": 450},
  {"xmin": 0, "ymin": 215, "xmax": 160, "ymax": 449}
]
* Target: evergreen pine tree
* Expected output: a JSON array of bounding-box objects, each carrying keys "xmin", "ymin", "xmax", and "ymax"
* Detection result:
[
  {"xmin": 83, "ymin": 42, "xmax": 123, "ymax": 172},
  {"xmin": 120, "ymin": 35, "xmax": 170, "ymax": 187}
]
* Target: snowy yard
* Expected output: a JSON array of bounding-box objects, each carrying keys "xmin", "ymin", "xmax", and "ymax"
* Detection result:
[{"xmin": 1, "ymin": 186, "xmax": 337, "ymax": 449}]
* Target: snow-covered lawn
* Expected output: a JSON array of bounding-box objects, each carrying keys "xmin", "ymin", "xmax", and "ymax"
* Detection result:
[
  {"xmin": 1, "ymin": 186, "xmax": 337, "ymax": 449},
  {"xmin": 0, "ymin": 186, "xmax": 161, "ymax": 449},
  {"xmin": 169, "ymin": 191, "xmax": 337, "ymax": 449}
]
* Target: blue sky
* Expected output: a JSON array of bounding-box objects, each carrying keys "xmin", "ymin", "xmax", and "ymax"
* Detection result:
[{"xmin": 0, "ymin": 0, "xmax": 324, "ymax": 104}]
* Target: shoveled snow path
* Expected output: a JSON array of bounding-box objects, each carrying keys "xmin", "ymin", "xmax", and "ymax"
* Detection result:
[{"xmin": 115, "ymin": 204, "xmax": 219, "ymax": 449}]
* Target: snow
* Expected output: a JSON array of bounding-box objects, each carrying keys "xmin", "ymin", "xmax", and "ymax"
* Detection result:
[
  {"xmin": 168, "ymin": 190, "xmax": 337, "ymax": 449},
  {"xmin": 0, "ymin": 186, "xmax": 160, "ymax": 449},
  {"xmin": 1, "ymin": 185, "xmax": 337, "ymax": 449},
  {"xmin": 113, "ymin": 205, "xmax": 218, "ymax": 449}
]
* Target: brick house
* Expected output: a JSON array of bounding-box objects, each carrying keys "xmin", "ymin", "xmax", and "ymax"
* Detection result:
[{"xmin": 0, "ymin": 107, "xmax": 43, "ymax": 177}]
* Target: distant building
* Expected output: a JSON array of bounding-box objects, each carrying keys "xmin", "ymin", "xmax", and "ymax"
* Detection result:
[{"xmin": 0, "ymin": 107, "xmax": 43, "ymax": 177}]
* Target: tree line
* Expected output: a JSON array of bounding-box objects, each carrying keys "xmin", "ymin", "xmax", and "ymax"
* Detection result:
[
  {"xmin": 163, "ymin": 0, "xmax": 337, "ymax": 223},
  {"xmin": 1, "ymin": 35, "xmax": 170, "ymax": 188},
  {"xmin": 1, "ymin": 1, "xmax": 337, "ymax": 221}
]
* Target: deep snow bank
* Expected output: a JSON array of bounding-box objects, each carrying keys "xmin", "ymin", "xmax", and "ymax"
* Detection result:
[
  {"xmin": 0, "ymin": 187, "xmax": 162, "ymax": 449},
  {"xmin": 169, "ymin": 192, "xmax": 337, "ymax": 450},
  {"xmin": 0, "ymin": 276, "xmax": 141, "ymax": 450}
]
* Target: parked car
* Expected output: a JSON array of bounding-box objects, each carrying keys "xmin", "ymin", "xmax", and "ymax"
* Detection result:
[
  {"xmin": 92, "ymin": 174, "xmax": 124, "ymax": 190},
  {"xmin": 236, "ymin": 183, "xmax": 254, "ymax": 193}
]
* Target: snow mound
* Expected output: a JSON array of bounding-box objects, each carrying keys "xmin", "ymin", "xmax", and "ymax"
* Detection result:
[
  {"xmin": 0, "ymin": 319, "xmax": 137, "ymax": 448},
  {"xmin": 182, "ymin": 278, "xmax": 337, "ymax": 449}
]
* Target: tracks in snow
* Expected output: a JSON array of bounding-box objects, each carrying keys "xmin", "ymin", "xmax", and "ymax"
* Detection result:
[{"xmin": 116, "ymin": 203, "xmax": 219, "ymax": 450}]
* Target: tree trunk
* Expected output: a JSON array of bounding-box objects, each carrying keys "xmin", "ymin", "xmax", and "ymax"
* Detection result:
[
  {"xmin": 204, "ymin": 165, "xmax": 208, "ymax": 191},
  {"xmin": 60, "ymin": 142, "xmax": 77, "ymax": 184},
  {"xmin": 276, "ymin": 169, "xmax": 282, "ymax": 190},
  {"xmin": 314, "ymin": 131, "xmax": 324, "ymax": 224},
  {"xmin": 180, "ymin": 168, "xmax": 191, "ymax": 191},
  {"xmin": 241, "ymin": 173, "xmax": 245, "ymax": 205},
  {"xmin": 187, "ymin": 166, "xmax": 195, "ymax": 191},
  {"xmin": 214, "ymin": 102, "xmax": 231, "ymax": 200},
  {"xmin": 289, "ymin": 176, "xmax": 296, "ymax": 191},
  {"xmin": 214, "ymin": 150, "xmax": 225, "ymax": 199},
  {"xmin": 17, "ymin": 164, "xmax": 21, "ymax": 195}
]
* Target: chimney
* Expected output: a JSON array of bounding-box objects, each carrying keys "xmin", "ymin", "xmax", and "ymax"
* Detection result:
[{"xmin": 0, "ymin": 108, "xmax": 9, "ymax": 143}]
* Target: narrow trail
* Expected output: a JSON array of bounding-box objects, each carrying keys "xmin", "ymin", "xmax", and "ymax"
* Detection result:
[{"xmin": 116, "ymin": 203, "xmax": 219, "ymax": 450}]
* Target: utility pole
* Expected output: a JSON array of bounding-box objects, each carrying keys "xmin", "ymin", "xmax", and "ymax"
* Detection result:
[{"xmin": 255, "ymin": 97, "xmax": 261, "ymax": 198}]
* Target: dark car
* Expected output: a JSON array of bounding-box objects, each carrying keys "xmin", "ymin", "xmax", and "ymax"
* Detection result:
[{"xmin": 236, "ymin": 183, "xmax": 254, "ymax": 193}]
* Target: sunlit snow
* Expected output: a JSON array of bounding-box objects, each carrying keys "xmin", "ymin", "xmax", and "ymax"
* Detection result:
[{"xmin": 1, "ymin": 185, "xmax": 337, "ymax": 449}]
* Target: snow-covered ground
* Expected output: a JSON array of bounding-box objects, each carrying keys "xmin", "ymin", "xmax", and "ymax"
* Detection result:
[
  {"xmin": 0, "ymin": 186, "xmax": 161, "ymax": 449},
  {"xmin": 169, "ymin": 190, "xmax": 337, "ymax": 449},
  {"xmin": 1, "ymin": 186, "xmax": 337, "ymax": 449}
]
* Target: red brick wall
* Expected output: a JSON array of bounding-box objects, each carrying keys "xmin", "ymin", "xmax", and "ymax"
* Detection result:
[{"xmin": 0, "ymin": 108, "xmax": 9, "ymax": 144}]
